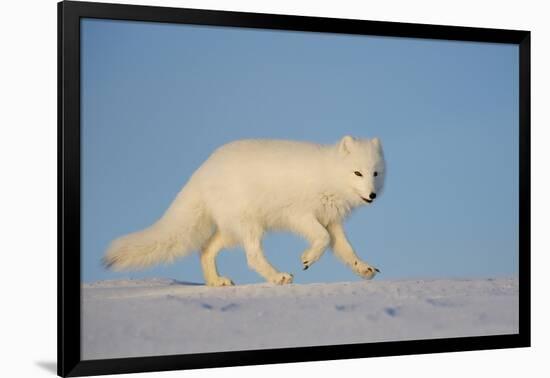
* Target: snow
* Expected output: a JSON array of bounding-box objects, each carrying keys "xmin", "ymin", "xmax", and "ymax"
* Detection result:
[{"xmin": 81, "ymin": 278, "xmax": 518, "ymax": 360}]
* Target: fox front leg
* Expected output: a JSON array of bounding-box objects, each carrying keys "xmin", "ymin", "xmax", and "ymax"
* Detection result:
[
  {"xmin": 289, "ymin": 216, "xmax": 331, "ymax": 270},
  {"xmin": 327, "ymin": 222, "xmax": 379, "ymax": 279}
]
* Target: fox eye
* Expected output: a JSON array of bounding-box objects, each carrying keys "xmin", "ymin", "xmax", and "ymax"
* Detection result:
[
  {"xmin": 354, "ymin": 171, "xmax": 363, "ymax": 177},
  {"xmin": 374, "ymin": 171, "xmax": 378, "ymax": 177}
]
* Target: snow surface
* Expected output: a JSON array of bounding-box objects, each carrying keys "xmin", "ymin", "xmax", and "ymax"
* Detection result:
[{"xmin": 82, "ymin": 278, "xmax": 518, "ymax": 360}]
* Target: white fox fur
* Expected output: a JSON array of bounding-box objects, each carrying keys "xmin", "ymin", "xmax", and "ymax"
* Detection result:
[{"xmin": 104, "ymin": 136, "xmax": 386, "ymax": 286}]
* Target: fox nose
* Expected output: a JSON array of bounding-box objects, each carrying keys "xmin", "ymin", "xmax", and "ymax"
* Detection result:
[{"xmin": 369, "ymin": 192, "xmax": 376, "ymax": 200}]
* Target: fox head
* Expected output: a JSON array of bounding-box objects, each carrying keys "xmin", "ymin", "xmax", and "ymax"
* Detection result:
[{"xmin": 336, "ymin": 135, "xmax": 386, "ymax": 206}]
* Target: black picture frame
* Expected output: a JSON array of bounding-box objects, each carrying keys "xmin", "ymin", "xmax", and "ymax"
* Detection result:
[{"xmin": 58, "ymin": 1, "xmax": 531, "ymax": 376}]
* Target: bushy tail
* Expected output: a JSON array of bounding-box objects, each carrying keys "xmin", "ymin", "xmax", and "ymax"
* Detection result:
[{"xmin": 103, "ymin": 187, "xmax": 214, "ymax": 271}]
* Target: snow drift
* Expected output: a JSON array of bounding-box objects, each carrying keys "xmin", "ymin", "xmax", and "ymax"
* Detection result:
[{"xmin": 81, "ymin": 278, "xmax": 518, "ymax": 360}]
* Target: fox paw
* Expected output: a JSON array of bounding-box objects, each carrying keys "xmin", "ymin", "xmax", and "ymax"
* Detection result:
[
  {"xmin": 207, "ymin": 276, "xmax": 234, "ymax": 287},
  {"xmin": 302, "ymin": 251, "xmax": 322, "ymax": 271},
  {"xmin": 353, "ymin": 261, "xmax": 380, "ymax": 280},
  {"xmin": 270, "ymin": 272, "xmax": 293, "ymax": 285}
]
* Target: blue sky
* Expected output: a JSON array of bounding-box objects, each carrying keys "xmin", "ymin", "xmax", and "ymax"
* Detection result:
[{"xmin": 81, "ymin": 18, "xmax": 519, "ymax": 284}]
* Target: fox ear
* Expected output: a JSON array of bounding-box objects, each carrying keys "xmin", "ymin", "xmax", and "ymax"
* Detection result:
[
  {"xmin": 371, "ymin": 137, "xmax": 382, "ymax": 151},
  {"xmin": 339, "ymin": 135, "xmax": 355, "ymax": 155}
]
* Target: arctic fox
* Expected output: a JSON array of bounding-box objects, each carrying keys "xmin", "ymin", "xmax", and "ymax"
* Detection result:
[{"xmin": 104, "ymin": 136, "xmax": 386, "ymax": 286}]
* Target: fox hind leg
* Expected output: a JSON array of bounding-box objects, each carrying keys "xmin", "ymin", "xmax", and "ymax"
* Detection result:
[
  {"xmin": 200, "ymin": 231, "xmax": 234, "ymax": 287},
  {"xmin": 242, "ymin": 228, "xmax": 293, "ymax": 285}
]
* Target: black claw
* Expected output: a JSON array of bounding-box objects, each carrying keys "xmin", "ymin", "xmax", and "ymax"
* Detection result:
[
  {"xmin": 303, "ymin": 265, "xmax": 309, "ymax": 271},
  {"xmin": 375, "ymin": 268, "xmax": 380, "ymax": 273}
]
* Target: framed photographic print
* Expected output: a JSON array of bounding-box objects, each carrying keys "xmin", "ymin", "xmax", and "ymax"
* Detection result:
[{"xmin": 58, "ymin": 0, "xmax": 530, "ymax": 376}]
